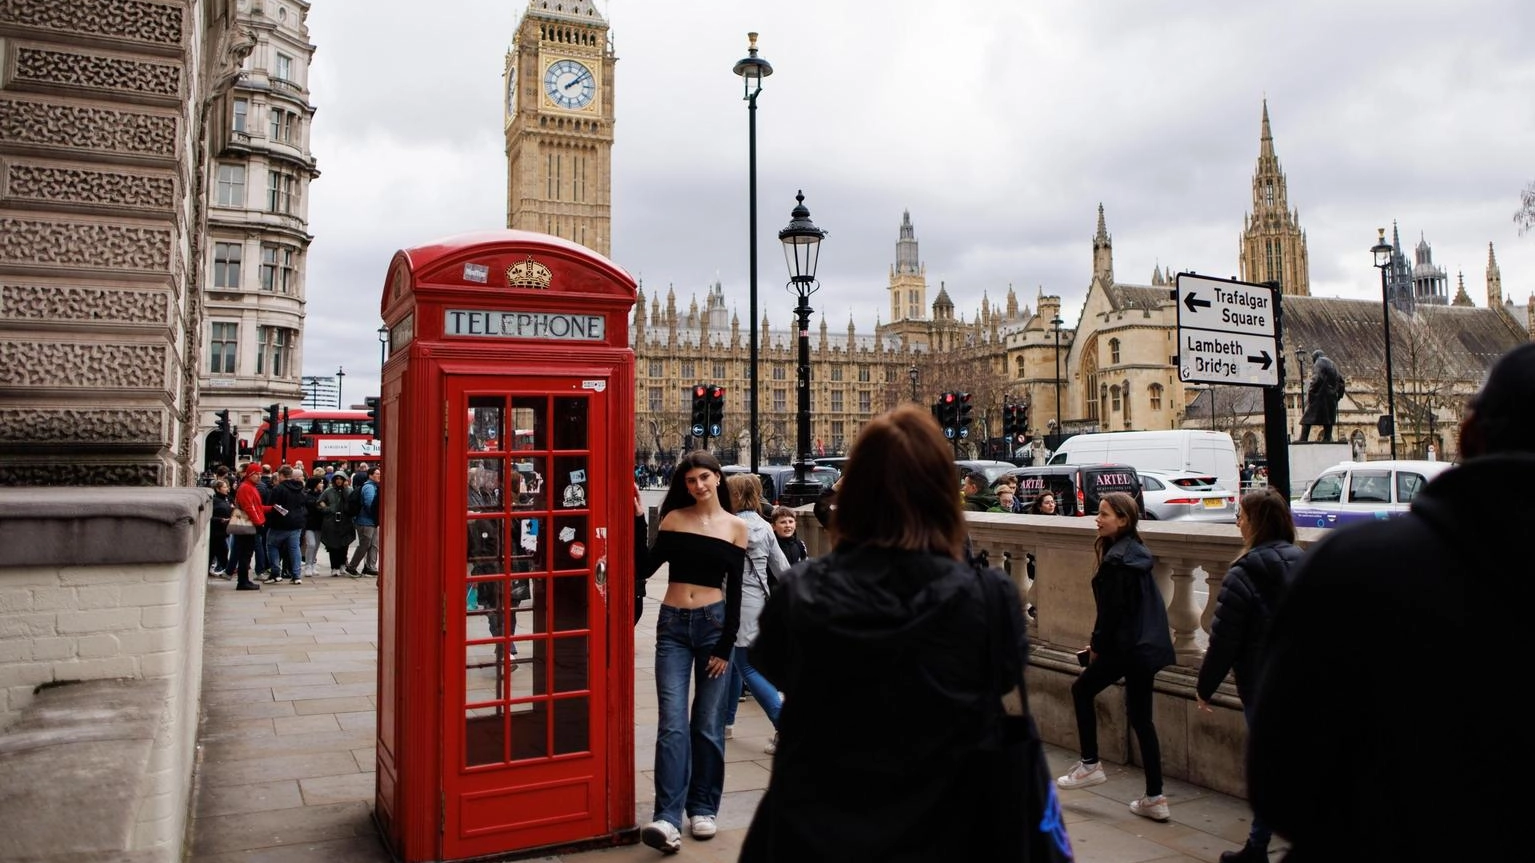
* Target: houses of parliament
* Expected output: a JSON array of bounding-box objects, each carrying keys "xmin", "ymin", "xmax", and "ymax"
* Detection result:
[{"xmin": 504, "ymin": 2, "xmax": 1533, "ymax": 466}]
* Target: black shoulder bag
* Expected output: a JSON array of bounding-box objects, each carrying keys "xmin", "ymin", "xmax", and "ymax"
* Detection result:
[{"xmin": 975, "ymin": 564, "xmax": 1075, "ymax": 863}]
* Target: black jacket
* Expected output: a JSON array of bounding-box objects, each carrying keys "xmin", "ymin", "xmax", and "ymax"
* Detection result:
[
  {"xmin": 1195, "ymin": 539, "xmax": 1303, "ymax": 703},
  {"xmin": 1089, "ymin": 534, "xmax": 1169, "ymax": 667},
  {"xmin": 267, "ymin": 479, "xmax": 308, "ymax": 530},
  {"xmin": 741, "ymin": 546, "xmax": 1027, "ymax": 863},
  {"xmin": 1249, "ymin": 454, "xmax": 1534, "ymax": 862}
]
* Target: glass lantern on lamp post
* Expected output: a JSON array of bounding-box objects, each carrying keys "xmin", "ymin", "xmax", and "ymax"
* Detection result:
[{"xmin": 778, "ymin": 191, "xmax": 825, "ymax": 507}]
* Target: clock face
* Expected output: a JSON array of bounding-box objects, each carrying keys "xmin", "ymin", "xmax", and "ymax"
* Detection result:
[
  {"xmin": 506, "ymin": 66, "xmax": 517, "ymax": 115},
  {"xmin": 544, "ymin": 58, "xmax": 595, "ymax": 110}
]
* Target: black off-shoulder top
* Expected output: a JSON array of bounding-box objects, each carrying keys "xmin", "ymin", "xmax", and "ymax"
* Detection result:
[{"xmin": 645, "ymin": 530, "xmax": 746, "ymax": 660}]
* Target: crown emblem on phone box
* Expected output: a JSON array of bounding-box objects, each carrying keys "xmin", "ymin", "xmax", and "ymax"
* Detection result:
[{"xmin": 506, "ymin": 257, "xmax": 552, "ymax": 289}]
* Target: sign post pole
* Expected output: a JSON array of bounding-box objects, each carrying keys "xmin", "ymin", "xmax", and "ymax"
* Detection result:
[{"xmin": 1260, "ymin": 281, "xmax": 1290, "ymax": 498}]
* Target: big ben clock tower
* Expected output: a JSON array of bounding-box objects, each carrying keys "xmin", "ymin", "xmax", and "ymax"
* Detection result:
[{"xmin": 505, "ymin": 0, "xmax": 615, "ymax": 257}]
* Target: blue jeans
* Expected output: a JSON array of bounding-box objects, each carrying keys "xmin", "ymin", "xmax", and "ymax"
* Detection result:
[
  {"xmin": 652, "ymin": 602, "xmax": 730, "ymax": 828},
  {"xmin": 728, "ymin": 645, "xmax": 781, "ymax": 726},
  {"xmin": 268, "ymin": 528, "xmax": 302, "ymax": 580},
  {"xmin": 1243, "ymin": 700, "xmax": 1271, "ymax": 848}
]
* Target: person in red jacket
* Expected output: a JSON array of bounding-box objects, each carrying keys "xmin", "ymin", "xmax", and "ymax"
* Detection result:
[{"xmin": 231, "ymin": 462, "xmax": 271, "ymax": 591}]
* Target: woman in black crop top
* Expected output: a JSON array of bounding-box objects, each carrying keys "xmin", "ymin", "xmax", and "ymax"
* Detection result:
[{"xmin": 638, "ymin": 450, "xmax": 747, "ymax": 854}]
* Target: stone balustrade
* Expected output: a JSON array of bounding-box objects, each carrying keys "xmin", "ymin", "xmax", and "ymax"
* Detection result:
[{"xmin": 799, "ymin": 506, "xmax": 1329, "ymax": 796}]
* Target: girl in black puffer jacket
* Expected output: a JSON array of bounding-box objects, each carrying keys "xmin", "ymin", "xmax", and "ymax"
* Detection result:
[{"xmin": 1195, "ymin": 487, "xmax": 1303, "ymax": 863}]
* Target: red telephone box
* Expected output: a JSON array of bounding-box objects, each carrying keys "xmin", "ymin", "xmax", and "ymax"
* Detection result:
[{"xmin": 374, "ymin": 230, "xmax": 638, "ymax": 861}]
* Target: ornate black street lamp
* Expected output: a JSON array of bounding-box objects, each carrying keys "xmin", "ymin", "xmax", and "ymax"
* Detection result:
[
  {"xmin": 908, "ymin": 363, "xmax": 919, "ymax": 402},
  {"xmin": 734, "ymin": 33, "xmax": 772, "ymax": 473},
  {"xmin": 336, "ymin": 365, "xmax": 345, "ymax": 408},
  {"xmin": 377, "ymin": 324, "xmax": 389, "ymax": 369},
  {"xmin": 778, "ymin": 191, "xmax": 825, "ymax": 505},
  {"xmin": 1371, "ymin": 228, "xmax": 1398, "ymax": 458}
]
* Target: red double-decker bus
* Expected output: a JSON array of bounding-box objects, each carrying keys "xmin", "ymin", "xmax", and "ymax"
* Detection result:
[{"xmin": 249, "ymin": 408, "xmax": 379, "ymax": 469}]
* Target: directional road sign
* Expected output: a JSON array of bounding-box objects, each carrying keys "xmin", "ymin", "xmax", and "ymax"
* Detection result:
[{"xmin": 1175, "ymin": 273, "xmax": 1279, "ymax": 387}]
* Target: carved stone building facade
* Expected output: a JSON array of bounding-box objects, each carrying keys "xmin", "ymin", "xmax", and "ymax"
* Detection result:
[
  {"xmin": 1, "ymin": 0, "xmax": 252, "ymax": 485},
  {"xmin": 198, "ymin": 0, "xmax": 317, "ymax": 471}
]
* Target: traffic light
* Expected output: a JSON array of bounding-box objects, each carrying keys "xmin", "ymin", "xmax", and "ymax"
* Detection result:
[
  {"xmin": 689, "ymin": 384, "xmax": 709, "ymax": 438},
  {"xmin": 1001, "ymin": 403, "xmax": 1016, "ymax": 439},
  {"xmin": 364, "ymin": 396, "xmax": 380, "ymax": 440},
  {"xmin": 214, "ymin": 409, "xmax": 231, "ymax": 435},
  {"xmin": 937, "ymin": 392, "xmax": 958, "ymax": 438},
  {"xmin": 287, "ymin": 425, "xmax": 305, "ymax": 447},
  {"xmin": 264, "ymin": 403, "xmax": 280, "ymax": 447},
  {"xmin": 1016, "ymin": 403, "xmax": 1029, "ymax": 440},
  {"xmin": 957, "ymin": 392, "xmax": 974, "ymax": 439},
  {"xmin": 706, "ymin": 385, "xmax": 725, "ymax": 438}
]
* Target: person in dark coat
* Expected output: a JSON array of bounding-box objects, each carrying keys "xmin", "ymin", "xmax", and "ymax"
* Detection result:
[
  {"xmin": 316, "ymin": 473, "xmax": 354, "ymax": 576},
  {"xmin": 740, "ymin": 405, "xmax": 1050, "ymax": 863},
  {"xmin": 1194, "ymin": 487, "xmax": 1303, "ymax": 863},
  {"xmin": 208, "ymin": 478, "xmax": 233, "ymax": 578},
  {"xmin": 1248, "ymin": 342, "xmax": 1535, "ymax": 863},
  {"xmin": 1056, "ymin": 491, "xmax": 1174, "ymax": 823}
]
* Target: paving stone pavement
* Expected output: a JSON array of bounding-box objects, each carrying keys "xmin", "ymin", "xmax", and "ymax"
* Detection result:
[{"xmin": 189, "ymin": 572, "xmax": 1283, "ymax": 862}]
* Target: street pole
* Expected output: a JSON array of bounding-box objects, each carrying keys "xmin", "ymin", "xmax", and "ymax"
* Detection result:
[
  {"xmin": 1260, "ymin": 281, "xmax": 1290, "ymax": 498},
  {"xmin": 336, "ymin": 366, "xmax": 345, "ymax": 408},
  {"xmin": 734, "ymin": 34, "xmax": 772, "ymax": 474},
  {"xmin": 908, "ymin": 364, "xmax": 918, "ymax": 402},
  {"xmin": 778, "ymin": 192, "xmax": 825, "ymax": 507},
  {"xmin": 1051, "ymin": 315, "xmax": 1063, "ymax": 446},
  {"xmin": 1372, "ymin": 229, "xmax": 1398, "ymax": 458}
]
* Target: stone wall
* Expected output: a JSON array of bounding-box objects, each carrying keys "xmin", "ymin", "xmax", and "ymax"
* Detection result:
[
  {"xmin": 798, "ymin": 507, "xmax": 1325, "ymax": 797},
  {"xmin": 0, "ymin": 487, "xmax": 209, "ymax": 859},
  {"xmin": 0, "ymin": 0, "xmax": 245, "ymax": 486}
]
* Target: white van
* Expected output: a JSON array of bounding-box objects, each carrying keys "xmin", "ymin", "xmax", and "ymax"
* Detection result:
[{"xmin": 1048, "ymin": 430, "xmax": 1241, "ymax": 491}]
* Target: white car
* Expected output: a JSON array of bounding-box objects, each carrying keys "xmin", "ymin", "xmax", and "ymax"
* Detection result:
[
  {"xmin": 1291, "ymin": 459, "xmax": 1453, "ymax": 529},
  {"xmin": 1137, "ymin": 469, "xmax": 1238, "ymax": 523}
]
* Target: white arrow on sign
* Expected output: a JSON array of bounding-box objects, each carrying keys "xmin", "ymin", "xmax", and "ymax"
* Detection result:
[
  {"xmin": 1176, "ymin": 274, "xmax": 1277, "ymax": 337},
  {"xmin": 1178, "ymin": 331, "xmax": 1279, "ymax": 387}
]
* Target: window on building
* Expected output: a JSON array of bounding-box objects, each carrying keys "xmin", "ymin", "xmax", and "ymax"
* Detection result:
[
  {"xmin": 648, "ymin": 359, "xmax": 662, "ymax": 378},
  {"xmin": 1148, "ymin": 383, "xmax": 1163, "ymax": 411},
  {"xmin": 831, "ymin": 366, "xmax": 843, "ymax": 382},
  {"xmin": 1110, "ymin": 338, "xmax": 1121, "ymax": 364},
  {"xmin": 908, "ymin": 290, "xmax": 919, "ymax": 319},
  {"xmin": 255, "ymin": 326, "xmax": 293, "ymax": 377},
  {"xmin": 259, "ymin": 245, "xmax": 278, "ymax": 291},
  {"xmin": 1015, "ymin": 356, "xmax": 1025, "ymax": 378},
  {"xmin": 884, "ymin": 366, "xmax": 897, "ymax": 383},
  {"xmin": 831, "ymin": 421, "xmax": 845, "ymax": 447},
  {"xmin": 274, "ymin": 52, "xmax": 293, "ymax": 82},
  {"xmin": 772, "ymin": 388, "xmax": 786, "ymax": 412},
  {"xmin": 648, "ymin": 387, "xmax": 663, "ymax": 413},
  {"xmin": 858, "ymin": 391, "xmax": 872, "ymax": 412},
  {"xmin": 266, "ymin": 170, "xmax": 298, "ymax": 214},
  {"xmin": 232, "ymin": 98, "xmax": 247, "ymax": 132},
  {"xmin": 269, "ymin": 108, "xmax": 299, "ymax": 144},
  {"xmin": 772, "ymin": 363, "xmax": 786, "ymax": 381},
  {"xmin": 213, "ymin": 242, "xmax": 241, "ymax": 288},
  {"xmin": 209, "ymin": 322, "xmax": 237, "ymax": 374},
  {"xmin": 280, "ymin": 247, "xmax": 297, "ymax": 294},
  {"xmin": 711, "ymin": 361, "xmax": 725, "ymax": 380},
  {"xmin": 215, "ymin": 163, "xmax": 245, "ymax": 207},
  {"xmin": 1110, "ymin": 385, "xmax": 1121, "ymax": 413},
  {"xmin": 680, "ymin": 361, "xmax": 695, "ymax": 380},
  {"xmin": 831, "ymin": 390, "xmax": 844, "ymax": 412},
  {"xmin": 857, "ymin": 365, "xmax": 870, "ymax": 383}
]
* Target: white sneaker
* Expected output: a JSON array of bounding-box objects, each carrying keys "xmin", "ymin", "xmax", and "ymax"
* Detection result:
[
  {"xmin": 763, "ymin": 733, "xmax": 778, "ymax": 755},
  {"xmin": 1056, "ymin": 760, "xmax": 1107, "ymax": 790},
  {"xmin": 1130, "ymin": 794, "xmax": 1170, "ymax": 822},
  {"xmin": 723, "ymin": 725, "xmax": 733, "ymax": 739},
  {"xmin": 688, "ymin": 814, "xmax": 717, "ymax": 840},
  {"xmin": 640, "ymin": 819, "xmax": 681, "ymax": 854}
]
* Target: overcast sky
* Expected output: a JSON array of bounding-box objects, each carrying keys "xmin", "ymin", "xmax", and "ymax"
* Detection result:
[{"xmin": 301, "ymin": 0, "xmax": 1535, "ymax": 402}]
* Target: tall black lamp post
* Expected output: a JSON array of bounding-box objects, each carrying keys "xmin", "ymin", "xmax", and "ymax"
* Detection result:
[
  {"xmin": 778, "ymin": 191, "xmax": 825, "ymax": 506},
  {"xmin": 336, "ymin": 366, "xmax": 346, "ymax": 408},
  {"xmin": 908, "ymin": 364, "xmax": 919, "ymax": 402},
  {"xmin": 734, "ymin": 33, "xmax": 772, "ymax": 474},
  {"xmin": 1371, "ymin": 228, "xmax": 1398, "ymax": 458},
  {"xmin": 1050, "ymin": 314, "xmax": 1064, "ymax": 434}
]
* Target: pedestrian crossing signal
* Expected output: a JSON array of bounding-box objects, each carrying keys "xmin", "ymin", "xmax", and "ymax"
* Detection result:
[{"xmin": 689, "ymin": 384, "xmax": 709, "ymax": 438}]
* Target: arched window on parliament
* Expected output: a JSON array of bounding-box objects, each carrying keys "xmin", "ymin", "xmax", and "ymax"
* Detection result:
[
  {"xmin": 1109, "ymin": 338, "xmax": 1121, "ymax": 364},
  {"xmin": 1148, "ymin": 383, "xmax": 1163, "ymax": 411},
  {"xmin": 1110, "ymin": 384, "xmax": 1121, "ymax": 414},
  {"xmin": 1082, "ymin": 333, "xmax": 1100, "ymax": 421},
  {"xmin": 1015, "ymin": 355, "xmax": 1025, "ymax": 378}
]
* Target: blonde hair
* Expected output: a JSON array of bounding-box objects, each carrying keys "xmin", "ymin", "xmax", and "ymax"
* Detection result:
[{"xmin": 725, "ymin": 472, "xmax": 762, "ymax": 513}]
